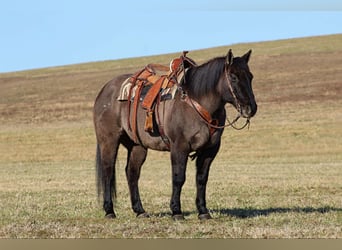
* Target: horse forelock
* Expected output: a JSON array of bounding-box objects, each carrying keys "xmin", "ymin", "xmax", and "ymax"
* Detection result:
[{"xmin": 229, "ymin": 56, "xmax": 251, "ymax": 73}]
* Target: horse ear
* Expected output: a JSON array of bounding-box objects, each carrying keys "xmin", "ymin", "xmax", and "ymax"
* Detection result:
[
  {"xmin": 226, "ymin": 49, "xmax": 234, "ymax": 65},
  {"xmin": 243, "ymin": 49, "xmax": 252, "ymax": 63}
]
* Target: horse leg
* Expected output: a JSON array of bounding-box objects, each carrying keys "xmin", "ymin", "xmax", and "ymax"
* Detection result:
[
  {"xmin": 125, "ymin": 144, "xmax": 148, "ymax": 217},
  {"xmin": 170, "ymin": 145, "xmax": 189, "ymax": 220},
  {"xmin": 195, "ymin": 142, "xmax": 220, "ymax": 220},
  {"xmin": 96, "ymin": 136, "xmax": 120, "ymax": 218}
]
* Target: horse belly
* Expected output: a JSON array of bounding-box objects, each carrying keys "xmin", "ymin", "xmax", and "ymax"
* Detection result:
[{"xmin": 120, "ymin": 104, "xmax": 171, "ymax": 151}]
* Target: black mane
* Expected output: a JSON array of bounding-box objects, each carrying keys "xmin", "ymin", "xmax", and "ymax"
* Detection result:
[{"xmin": 184, "ymin": 56, "xmax": 226, "ymax": 98}]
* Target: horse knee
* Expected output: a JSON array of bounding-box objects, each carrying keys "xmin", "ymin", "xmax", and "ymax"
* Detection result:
[{"xmin": 173, "ymin": 172, "xmax": 186, "ymax": 186}]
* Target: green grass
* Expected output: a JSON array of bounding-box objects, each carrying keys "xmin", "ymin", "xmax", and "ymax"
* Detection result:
[{"xmin": 0, "ymin": 34, "xmax": 341, "ymax": 238}]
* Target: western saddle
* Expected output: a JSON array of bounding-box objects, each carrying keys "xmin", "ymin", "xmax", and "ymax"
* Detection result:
[{"xmin": 127, "ymin": 51, "xmax": 196, "ymax": 144}]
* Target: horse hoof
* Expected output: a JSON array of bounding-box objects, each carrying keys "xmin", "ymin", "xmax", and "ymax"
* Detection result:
[
  {"xmin": 172, "ymin": 214, "xmax": 185, "ymax": 221},
  {"xmin": 137, "ymin": 212, "xmax": 150, "ymax": 218},
  {"xmin": 105, "ymin": 213, "xmax": 116, "ymax": 219},
  {"xmin": 198, "ymin": 213, "xmax": 212, "ymax": 220}
]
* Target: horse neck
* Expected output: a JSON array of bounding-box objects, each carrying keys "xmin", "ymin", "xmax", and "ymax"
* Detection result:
[{"xmin": 185, "ymin": 58, "xmax": 226, "ymax": 114}]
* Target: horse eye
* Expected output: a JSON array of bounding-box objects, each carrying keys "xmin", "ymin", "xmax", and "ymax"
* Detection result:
[{"xmin": 230, "ymin": 74, "xmax": 239, "ymax": 83}]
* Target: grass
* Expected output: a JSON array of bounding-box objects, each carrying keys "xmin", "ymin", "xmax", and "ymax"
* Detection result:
[
  {"xmin": 0, "ymin": 34, "xmax": 341, "ymax": 238},
  {"xmin": 0, "ymin": 160, "xmax": 340, "ymax": 238}
]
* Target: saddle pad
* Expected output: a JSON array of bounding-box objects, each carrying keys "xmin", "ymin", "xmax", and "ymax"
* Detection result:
[
  {"xmin": 117, "ymin": 77, "xmax": 177, "ymax": 102},
  {"xmin": 117, "ymin": 77, "xmax": 132, "ymax": 101}
]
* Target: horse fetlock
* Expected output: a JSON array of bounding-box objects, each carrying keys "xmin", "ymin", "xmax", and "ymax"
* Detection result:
[
  {"xmin": 198, "ymin": 213, "xmax": 212, "ymax": 220},
  {"xmin": 136, "ymin": 212, "xmax": 150, "ymax": 218},
  {"xmin": 105, "ymin": 213, "xmax": 116, "ymax": 219},
  {"xmin": 172, "ymin": 214, "xmax": 185, "ymax": 221}
]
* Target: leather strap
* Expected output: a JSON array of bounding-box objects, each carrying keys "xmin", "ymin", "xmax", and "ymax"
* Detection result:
[
  {"xmin": 141, "ymin": 76, "xmax": 166, "ymax": 110},
  {"xmin": 183, "ymin": 96, "xmax": 218, "ymax": 136},
  {"xmin": 131, "ymin": 81, "xmax": 144, "ymax": 143}
]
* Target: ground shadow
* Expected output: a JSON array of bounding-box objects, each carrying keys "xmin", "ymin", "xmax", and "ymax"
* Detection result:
[
  {"xmin": 151, "ymin": 206, "xmax": 341, "ymax": 219},
  {"xmin": 212, "ymin": 206, "xmax": 342, "ymax": 218}
]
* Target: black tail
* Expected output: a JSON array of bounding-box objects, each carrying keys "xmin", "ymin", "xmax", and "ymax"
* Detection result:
[
  {"xmin": 95, "ymin": 143, "xmax": 102, "ymax": 199},
  {"xmin": 95, "ymin": 144, "xmax": 116, "ymax": 204}
]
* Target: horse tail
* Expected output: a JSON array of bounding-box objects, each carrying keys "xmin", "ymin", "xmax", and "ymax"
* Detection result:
[
  {"xmin": 95, "ymin": 143, "xmax": 117, "ymax": 203},
  {"xmin": 95, "ymin": 143, "xmax": 102, "ymax": 200}
]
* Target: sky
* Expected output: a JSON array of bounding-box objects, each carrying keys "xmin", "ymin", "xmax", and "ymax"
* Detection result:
[{"xmin": 0, "ymin": 0, "xmax": 341, "ymax": 73}]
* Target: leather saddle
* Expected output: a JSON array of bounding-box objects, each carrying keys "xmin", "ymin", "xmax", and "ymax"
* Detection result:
[{"xmin": 127, "ymin": 51, "xmax": 196, "ymax": 143}]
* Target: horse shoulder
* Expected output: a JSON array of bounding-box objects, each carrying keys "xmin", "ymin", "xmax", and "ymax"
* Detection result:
[{"xmin": 165, "ymin": 99, "xmax": 212, "ymax": 151}]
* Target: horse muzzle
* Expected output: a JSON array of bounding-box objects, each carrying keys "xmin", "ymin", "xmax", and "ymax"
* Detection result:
[{"xmin": 241, "ymin": 103, "xmax": 257, "ymax": 119}]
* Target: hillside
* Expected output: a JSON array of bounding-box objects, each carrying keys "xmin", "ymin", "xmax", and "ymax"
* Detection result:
[
  {"xmin": 0, "ymin": 34, "xmax": 341, "ymax": 238},
  {"xmin": 1, "ymin": 34, "xmax": 341, "ymax": 125}
]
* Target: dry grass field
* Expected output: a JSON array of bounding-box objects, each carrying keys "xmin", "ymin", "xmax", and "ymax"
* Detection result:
[{"xmin": 0, "ymin": 34, "xmax": 341, "ymax": 238}]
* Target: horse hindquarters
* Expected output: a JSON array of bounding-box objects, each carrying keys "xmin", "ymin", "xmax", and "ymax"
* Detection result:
[{"xmin": 94, "ymin": 76, "xmax": 130, "ymax": 218}]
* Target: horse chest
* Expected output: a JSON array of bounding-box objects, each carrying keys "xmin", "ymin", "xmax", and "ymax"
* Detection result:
[{"xmin": 183, "ymin": 125, "xmax": 221, "ymax": 152}]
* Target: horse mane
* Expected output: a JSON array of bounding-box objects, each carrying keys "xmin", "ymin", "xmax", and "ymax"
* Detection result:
[{"xmin": 184, "ymin": 56, "xmax": 226, "ymax": 98}]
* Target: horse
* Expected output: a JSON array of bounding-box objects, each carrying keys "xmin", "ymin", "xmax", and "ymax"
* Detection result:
[{"xmin": 93, "ymin": 49, "xmax": 257, "ymax": 220}]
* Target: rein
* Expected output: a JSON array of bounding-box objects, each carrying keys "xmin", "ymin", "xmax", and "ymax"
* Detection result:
[
  {"xmin": 226, "ymin": 113, "xmax": 250, "ymax": 130},
  {"xmin": 185, "ymin": 95, "xmax": 250, "ymax": 131}
]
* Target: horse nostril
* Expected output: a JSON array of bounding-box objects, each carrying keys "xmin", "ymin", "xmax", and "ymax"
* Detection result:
[
  {"xmin": 241, "ymin": 106, "xmax": 252, "ymax": 118},
  {"xmin": 243, "ymin": 104, "xmax": 257, "ymax": 118},
  {"xmin": 246, "ymin": 106, "xmax": 252, "ymax": 115}
]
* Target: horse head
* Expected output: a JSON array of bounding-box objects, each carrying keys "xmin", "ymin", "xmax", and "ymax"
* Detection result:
[{"xmin": 222, "ymin": 49, "xmax": 257, "ymax": 119}]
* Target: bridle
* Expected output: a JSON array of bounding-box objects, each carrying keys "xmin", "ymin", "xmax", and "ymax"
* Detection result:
[
  {"xmin": 223, "ymin": 63, "xmax": 251, "ymax": 130},
  {"xmin": 184, "ymin": 62, "xmax": 251, "ymax": 132}
]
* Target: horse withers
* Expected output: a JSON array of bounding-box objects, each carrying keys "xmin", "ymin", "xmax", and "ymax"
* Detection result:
[{"xmin": 93, "ymin": 49, "xmax": 257, "ymax": 220}]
